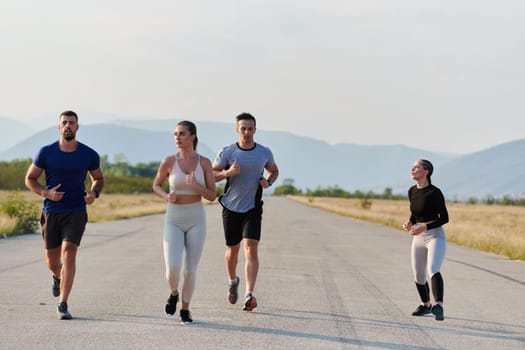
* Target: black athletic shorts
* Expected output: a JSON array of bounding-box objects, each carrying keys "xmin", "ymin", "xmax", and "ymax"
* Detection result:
[
  {"xmin": 222, "ymin": 202, "xmax": 263, "ymax": 246},
  {"xmin": 40, "ymin": 211, "xmax": 88, "ymax": 249}
]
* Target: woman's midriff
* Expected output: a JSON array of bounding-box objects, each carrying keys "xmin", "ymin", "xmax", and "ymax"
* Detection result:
[{"xmin": 174, "ymin": 194, "xmax": 202, "ymax": 205}]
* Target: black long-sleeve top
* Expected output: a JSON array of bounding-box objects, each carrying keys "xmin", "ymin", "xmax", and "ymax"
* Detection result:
[{"xmin": 408, "ymin": 184, "xmax": 449, "ymax": 230}]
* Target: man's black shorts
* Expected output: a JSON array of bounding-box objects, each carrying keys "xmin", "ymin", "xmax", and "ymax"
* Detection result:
[
  {"xmin": 222, "ymin": 202, "xmax": 263, "ymax": 246},
  {"xmin": 40, "ymin": 211, "xmax": 88, "ymax": 249}
]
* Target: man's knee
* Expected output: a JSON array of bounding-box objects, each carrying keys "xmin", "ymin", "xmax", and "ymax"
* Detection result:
[
  {"xmin": 61, "ymin": 241, "xmax": 78, "ymax": 260},
  {"xmin": 244, "ymin": 239, "xmax": 259, "ymax": 259},
  {"xmin": 225, "ymin": 244, "xmax": 241, "ymax": 259},
  {"xmin": 45, "ymin": 247, "xmax": 61, "ymax": 270}
]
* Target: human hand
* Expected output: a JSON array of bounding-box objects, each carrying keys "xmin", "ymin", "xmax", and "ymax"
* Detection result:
[
  {"xmin": 167, "ymin": 190, "xmax": 177, "ymax": 203},
  {"xmin": 409, "ymin": 223, "xmax": 426, "ymax": 236},
  {"xmin": 402, "ymin": 221, "xmax": 412, "ymax": 231},
  {"xmin": 185, "ymin": 171, "xmax": 197, "ymax": 187},
  {"xmin": 85, "ymin": 190, "xmax": 96, "ymax": 205},
  {"xmin": 259, "ymin": 177, "xmax": 270, "ymax": 189},
  {"xmin": 45, "ymin": 184, "xmax": 65, "ymax": 202},
  {"xmin": 227, "ymin": 159, "xmax": 241, "ymax": 177}
]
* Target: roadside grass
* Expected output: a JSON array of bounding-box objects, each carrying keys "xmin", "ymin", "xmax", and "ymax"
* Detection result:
[
  {"xmin": 0, "ymin": 191, "xmax": 223, "ymax": 237},
  {"xmin": 288, "ymin": 195, "xmax": 525, "ymax": 261},
  {"xmin": 86, "ymin": 193, "xmax": 168, "ymax": 221},
  {"xmin": 0, "ymin": 215, "xmax": 17, "ymax": 237},
  {"xmin": 0, "ymin": 191, "xmax": 169, "ymax": 237}
]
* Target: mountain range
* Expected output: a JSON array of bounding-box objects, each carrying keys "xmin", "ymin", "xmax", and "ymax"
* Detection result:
[{"xmin": 0, "ymin": 117, "xmax": 523, "ymax": 199}]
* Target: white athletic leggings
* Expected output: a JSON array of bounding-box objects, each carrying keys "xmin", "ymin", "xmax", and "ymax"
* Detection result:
[
  {"xmin": 163, "ymin": 202, "xmax": 206, "ymax": 304},
  {"xmin": 411, "ymin": 226, "xmax": 446, "ymax": 284}
]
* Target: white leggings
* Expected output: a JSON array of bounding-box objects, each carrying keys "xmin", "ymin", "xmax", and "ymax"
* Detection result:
[
  {"xmin": 411, "ymin": 226, "xmax": 446, "ymax": 284},
  {"xmin": 163, "ymin": 202, "xmax": 206, "ymax": 303}
]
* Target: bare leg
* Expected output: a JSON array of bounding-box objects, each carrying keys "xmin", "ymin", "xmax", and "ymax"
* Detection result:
[
  {"xmin": 59, "ymin": 241, "xmax": 78, "ymax": 303},
  {"xmin": 225, "ymin": 243, "xmax": 241, "ymax": 280},
  {"xmin": 45, "ymin": 246, "xmax": 62, "ymax": 279},
  {"xmin": 244, "ymin": 239, "xmax": 259, "ymax": 294}
]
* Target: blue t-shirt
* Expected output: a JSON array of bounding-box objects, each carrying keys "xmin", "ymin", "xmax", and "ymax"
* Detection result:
[
  {"xmin": 33, "ymin": 141, "xmax": 100, "ymax": 213},
  {"xmin": 214, "ymin": 143, "xmax": 276, "ymax": 213}
]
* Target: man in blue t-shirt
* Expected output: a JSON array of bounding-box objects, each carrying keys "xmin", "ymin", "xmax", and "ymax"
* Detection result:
[
  {"xmin": 25, "ymin": 110, "xmax": 104, "ymax": 320},
  {"xmin": 213, "ymin": 112, "xmax": 279, "ymax": 312}
]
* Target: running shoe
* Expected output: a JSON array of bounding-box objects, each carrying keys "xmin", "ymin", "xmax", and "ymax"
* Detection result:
[
  {"xmin": 242, "ymin": 295, "xmax": 257, "ymax": 312},
  {"xmin": 165, "ymin": 294, "xmax": 178, "ymax": 316},
  {"xmin": 431, "ymin": 304, "xmax": 444, "ymax": 321},
  {"xmin": 57, "ymin": 302, "xmax": 72, "ymax": 320},
  {"xmin": 411, "ymin": 304, "xmax": 431, "ymax": 316},
  {"xmin": 52, "ymin": 276, "xmax": 60, "ymax": 297},
  {"xmin": 228, "ymin": 276, "xmax": 240, "ymax": 304},
  {"xmin": 180, "ymin": 309, "xmax": 193, "ymax": 324}
]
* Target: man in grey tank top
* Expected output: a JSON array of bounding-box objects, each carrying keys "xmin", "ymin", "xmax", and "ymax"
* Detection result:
[{"xmin": 213, "ymin": 113, "xmax": 279, "ymax": 311}]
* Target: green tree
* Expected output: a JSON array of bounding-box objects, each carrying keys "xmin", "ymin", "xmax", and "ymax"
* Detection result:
[
  {"xmin": 382, "ymin": 187, "xmax": 393, "ymax": 199},
  {"xmin": 273, "ymin": 178, "xmax": 301, "ymax": 195},
  {"xmin": 0, "ymin": 158, "xmax": 32, "ymax": 190}
]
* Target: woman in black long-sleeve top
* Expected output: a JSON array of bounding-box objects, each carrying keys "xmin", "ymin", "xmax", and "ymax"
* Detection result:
[{"xmin": 403, "ymin": 159, "xmax": 449, "ymax": 321}]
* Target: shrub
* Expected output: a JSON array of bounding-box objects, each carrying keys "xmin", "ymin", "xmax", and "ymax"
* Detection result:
[
  {"xmin": 360, "ymin": 198, "xmax": 372, "ymax": 209},
  {"xmin": 1, "ymin": 191, "xmax": 39, "ymax": 234},
  {"xmin": 467, "ymin": 197, "xmax": 478, "ymax": 205}
]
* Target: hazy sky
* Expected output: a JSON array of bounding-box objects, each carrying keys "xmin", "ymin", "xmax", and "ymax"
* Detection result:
[{"xmin": 1, "ymin": 0, "xmax": 523, "ymax": 154}]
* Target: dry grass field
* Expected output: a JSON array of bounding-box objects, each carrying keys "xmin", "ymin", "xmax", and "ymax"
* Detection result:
[
  {"xmin": 0, "ymin": 191, "xmax": 169, "ymax": 237},
  {"xmin": 288, "ymin": 195, "xmax": 525, "ymax": 261},
  {"xmin": 85, "ymin": 193, "xmax": 169, "ymax": 221},
  {"xmin": 2, "ymin": 191, "xmax": 524, "ymax": 260},
  {"xmin": 0, "ymin": 190, "xmax": 168, "ymax": 223}
]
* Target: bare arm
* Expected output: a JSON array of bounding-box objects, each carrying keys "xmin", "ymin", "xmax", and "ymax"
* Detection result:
[
  {"xmin": 259, "ymin": 163, "xmax": 279, "ymax": 189},
  {"xmin": 213, "ymin": 159, "xmax": 240, "ymax": 182},
  {"xmin": 25, "ymin": 164, "xmax": 47, "ymax": 197},
  {"xmin": 152, "ymin": 156, "xmax": 175, "ymax": 202},
  {"xmin": 25, "ymin": 164, "xmax": 65, "ymax": 201},
  {"xmin": 85, "ymin": 168, "xmax": 104, "ymax": 205}
]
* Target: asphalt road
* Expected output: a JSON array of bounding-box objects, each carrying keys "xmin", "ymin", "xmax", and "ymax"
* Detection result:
[{"xmin": 1, "ymin": 197, "xmax": 524, "ymax": 350}]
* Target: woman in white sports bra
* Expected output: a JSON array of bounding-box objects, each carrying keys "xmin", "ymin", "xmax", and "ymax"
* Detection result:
[{"xmin": 153, "ymin": 120, "xmax": 216, "ymax": 324}]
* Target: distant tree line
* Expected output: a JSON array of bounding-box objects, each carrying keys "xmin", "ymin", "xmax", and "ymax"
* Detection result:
[
  {"xmin": 272, "ymin": 178, "xmax": 406, "ymax": 200},
  {"xmin": 272, "ymin": 178, "xmax": 525, "ymax": 206},
  {"xmin": 460, "ymin": 195, "xmax": 525, "ymax": 206},
  {"xmin": 0, "ymin": 159, "xmax": 31, "ymax": 191},
  {"xmin": 1, "ymin": 159, "xmax": 523, "ymax": 205},
  {"xmin": 0, "ymin": 157, "xmax": 160, "ymax": 194},
  {"xmin": 98, "ymin": 155, "xmax": 160, "ymax": 193}
]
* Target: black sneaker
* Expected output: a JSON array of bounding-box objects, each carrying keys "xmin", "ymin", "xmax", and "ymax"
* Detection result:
[
  {"xmin": 431, "ymin": 304, "xmax": 444, "ymax": 321},
  {"xmin": 52, "ymin": 276, "xmax": 60, "ymax": 297},
  {"xmin": 57, "ymin": 302, "xmax": 72, "ymax": 320},
  {"xmin": 180, "ymin": 309, "xmax": 193, "ymax": 324},
  {"xmin": 228, "ymin": 276, "xmax": 240, "ymax": 304},
  {"xmin": 242, "ymin": 294, "xmax": 257, "ymax": 312},
  {"xmin": 411, "ymin": 304, "xmax": 431, "ymax": 316},
  {"xmin": 165, "ymin": 294, "xmax": 178, "ymax": 316}
]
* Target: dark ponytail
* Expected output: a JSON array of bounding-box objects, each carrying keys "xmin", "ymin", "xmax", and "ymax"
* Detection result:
[{"xmin": 420, "ymin": 159, "xmax": 433, "ymax": 185}]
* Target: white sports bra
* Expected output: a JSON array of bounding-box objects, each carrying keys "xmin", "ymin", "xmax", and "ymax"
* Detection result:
[{"xmin": 168, "ymin": 155, "xmax": 206, "ymax": 195}]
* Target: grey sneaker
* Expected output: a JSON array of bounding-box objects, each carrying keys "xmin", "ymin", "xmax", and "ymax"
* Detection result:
[
  {"xmin": 228, "ymin": 276, "xmax": 240, "ymax": 304},
  {"xmin": 57, "ymin": 302, "xmax": 72, "ymax": 320},
  {"xmin": 431, "ymin": 304, "xmax": 444, "ymax": 321},
  {"xmin": 52, "ymin": 276, "xmax": 60, "ymax": 297}
]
